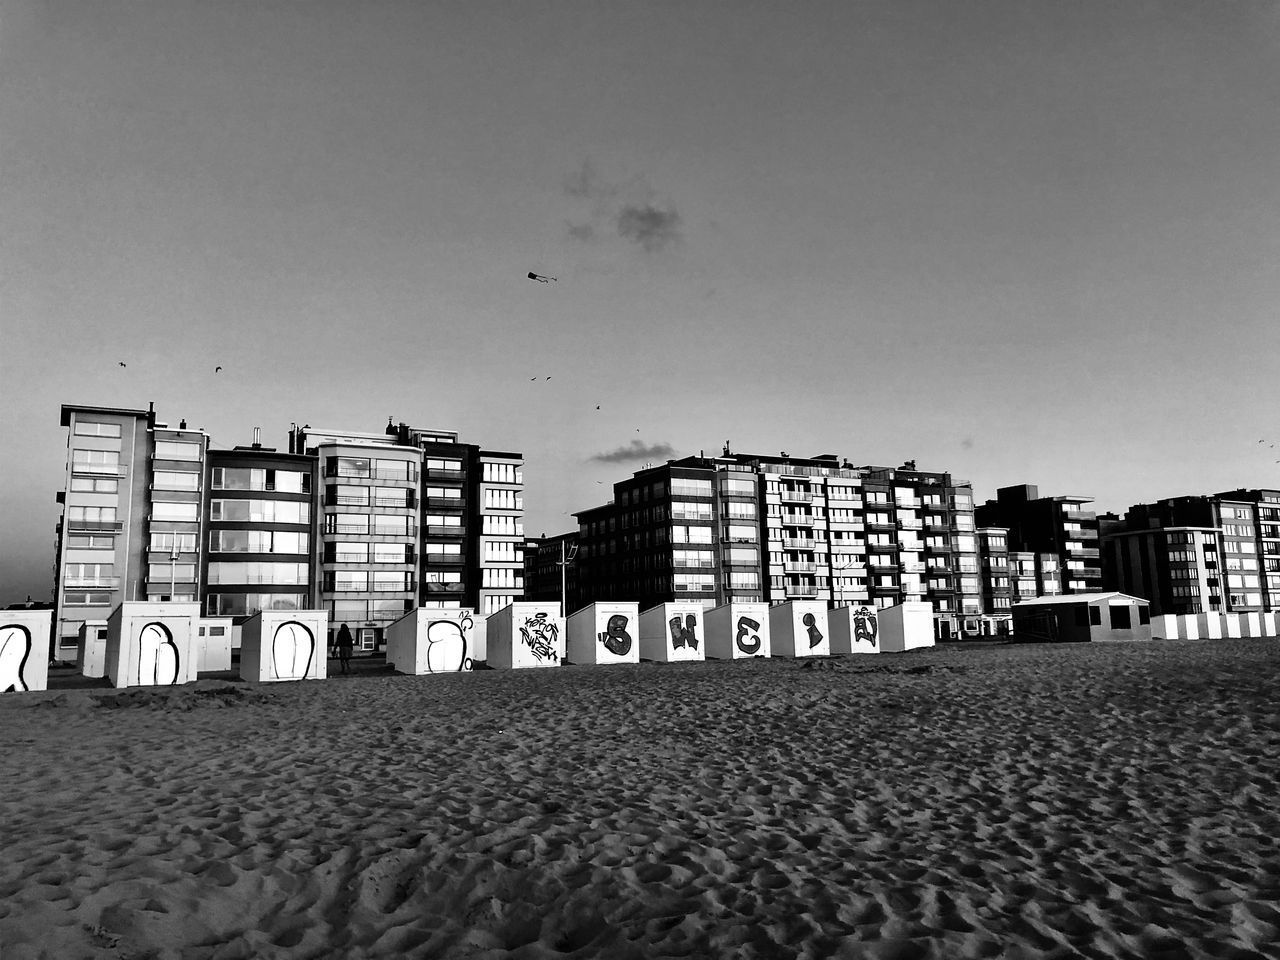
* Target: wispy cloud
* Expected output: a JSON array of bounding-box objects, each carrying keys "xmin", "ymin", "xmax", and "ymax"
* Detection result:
[
  {"xmin": 589, "ymin": 440, "xmax": 676, "ymax": 463},
  {"xmin": 616, "ymin": 203, "xmax": 681, "ymax": 252},
  {"xmin": 566, "ymin": 221, "xmax": 595, "ymax": 242}
]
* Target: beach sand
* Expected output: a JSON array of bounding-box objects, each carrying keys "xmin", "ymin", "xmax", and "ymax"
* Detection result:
[{"xmin": 2, "ymin": 640, "xmax": 1278, "ymax": 959}]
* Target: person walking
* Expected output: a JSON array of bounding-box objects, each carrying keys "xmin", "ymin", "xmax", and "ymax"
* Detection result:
[{"xmin": 336, "ymin": 624, "xmax": 354, "ymax": 675}]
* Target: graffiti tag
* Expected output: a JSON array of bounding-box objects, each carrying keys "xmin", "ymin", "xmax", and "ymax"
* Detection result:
[
  {"xmin": 519, "ymin": 612, "xmax": 560, "ymax": 663},
  {"xmin": 735, "ymin": 616, "xmax": 762, "ymax": 655},
  {"xmin": 803, "ymin": 612, "xmax": 824, "ymax": 649},
  {"xmin": 852, "ymin": 606, "xmax": 878, "ymax": 647},
  {"xmin": 598, "ymin": 614, "xmax": 632, "ymax": 657},
  {"xmin": 669, "ymin": 614, "xmax": 699, "ymax": 651}
]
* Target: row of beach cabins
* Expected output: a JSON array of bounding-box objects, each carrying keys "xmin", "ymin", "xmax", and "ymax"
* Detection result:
[{"xmin": 4, "ymin": 592, "xmax": 1278, "ymax": 693}]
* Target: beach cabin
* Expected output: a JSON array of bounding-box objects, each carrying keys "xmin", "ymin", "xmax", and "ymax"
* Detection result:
[
  {"xmin": 878, "ymin": 601, "xmax": 937, "ymax": 653},
  {"xmin": 1, "ymin": 609, "xmax": 52, "ymax": 693},
  {"xmin": 386, "ymin": 607, "xmax": 478, "ymax": 675},
  {"xmin": 239, "ymin": 610, "xmax": 328, "ymax": 682},
  {"xmin": 829, "ymin": 604, "xmax": 881, "ymax": 655},
  {"xmin": 104, "ymin": 602, "xmax": 200, "ymax": 689},
  {"xmin": 769, "ymin": 600, "xmax": 831, "ymax": 658},
  {"xmin": 566, "ymin": 602, "xmax": 640, "ymax": 665},
  {"xmin": 704, "ymin": 601, "xmax": 771, "ymax": 659},
  {"xmin": 486, "ymin": 602, "xmax": 565, "ymax": 669},
  {"xmin": 1011, "ymin": 592, "xmax": 1152, "ymax": 643},
  {"xmin": 196, "ymin": 618, "xmax": 234, "ymax": 673},
  {"xmin": 77, "ymin": 619, "xmax": 109, "ymax": 678},
  {"xmin": 639, "ymin": 601, "xmax": 707, "ymax": 663}
]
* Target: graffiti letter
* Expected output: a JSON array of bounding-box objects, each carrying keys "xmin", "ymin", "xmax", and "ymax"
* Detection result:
[
  {"xmin": 273, "ymin": 621, "xmax": 315, "ymax": 680},
  {"xmin": 598, "ymin": 614, "xmax": 632, "ymax": 657},
  {"xmin": 138, "ymin": 622, "xmax": 180, "ymax": 686},
  {"xmin": 0, "ymin": 624, "xmax": 32, "ymax": 693},
  {"xmin": 426, "ymin": 615, "xmax": 472, "ymax": 673},
  {"xmin": 852, "ymin": 607, "xmax": 878, "ymax": 647},
  {"xmin": 735, "ymin": 616, "xmax": 762, "ymax": 655},
  {"xmin": 803, "ymin": 612, "xmax": 824, "ymax": 649},
  {"xmin": 670, "ymin": 615, "xmax": 699, "ymax": 651},
  {"xmin": 519, "ymin": 613, "xmax": 559, "ymax": 663}
]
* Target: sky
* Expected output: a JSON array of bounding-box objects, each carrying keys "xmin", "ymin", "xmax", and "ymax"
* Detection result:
[{"xmin": 3, "ymin": 0, "xmax": 1279, "ymax": 604}]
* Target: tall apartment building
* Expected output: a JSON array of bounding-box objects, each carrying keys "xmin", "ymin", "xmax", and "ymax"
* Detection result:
[
  {"xmin": 203, "ymin": 435, "xmax": 317, "ymax": 620},
  {"xmin": 975, "ymin": 529, "xmax": 1065, "ymax": 634},
  {"xmin": 54, "ymin": 404, "xmax": 208, "ymax": 657},
  {"xmin": 974, "ymin": 484, "xmax": 1102, "ymax": 594},
  {"xmin": 571, "ymin": 449, "xmax": 980, "ymax": 639},
  {"xmin": 523, "ymin": 533, "xmax": 579, "ymax": 605},
  {"xmin": 1101, "ymin": 489, "xmax": 1279, "ymax": 615}
]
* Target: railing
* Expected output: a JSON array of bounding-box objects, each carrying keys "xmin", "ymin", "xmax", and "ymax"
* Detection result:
[
  {"xmin": 71, "ymin": 464, "xmax": 127, "ymax": 477},
  {"xmin": 866, "ymin": 520, "xmax": 895, "ymax": 530},
  {"xmin": 426, "ymin": 497, "xmax": 464, "ymax": 509},
  {"xmin": 779, "ymin": 490, "xmax": 813, "ymax": 503},
  {"xmin": 426, "ymin": 525, "xmax": 465, "ymax": 538},
  {"xmin": 373, "ymin": 496, "xmax": 414, "ymax": 508},
  {"xmin": 925, "ymin": 518, "xmax": 949, "ymax": 529},
  {"xmin": 784, "ymin": 561, "xmax": 817, "ymax": 574},
  {"xmin": 329, "ymin": 524, "xmax": 370, "ymax": 534},
  {"xmin": 900, "ymin": 562, "xmax": 924, "ymax": 574},
  {"xmin": 785, "ymin": 582, "xmax": 819, "ymax": 597},
  {"xmin": 895, "ymin": 498, "xmax": 922, "ymax": 509},
  {"xmin": 333, "ymin": 495, "xmax": 370, "ymax": 506},
  {"xmin": 783, "ymin": 514, "xmax": 814, "ymax": 526},
  {"xmin": 424, "ymin": 468, "xmax": 465, "ymax": 480},
  {"xmin": 332, "ymin": 552, "xmax": 369, "ymax": 563},
  {"xmin": 783, "ymin": 538, "xmax": 815, "ymax": 550},
  {"xmin": 424, "ymin": 553, "xmax": 465, "ymax": 565},
  {"xmin": 673, "ymin": 559, "xmax": 716, "ymax": 569},
  {"xmin": 927, "ymin": 560, "xmax": 950, "ymax": 571},
  {"xmin": 66, "ymin": 519, "xmax": 124, "ymax": 531},
  {"xmin": 671, "ymin": 510, "xmax": 714, "ymax": 522},
  {"xmin": 423, "ymin": 581, "xmax": 464, "ymax": 593},
  {"xmin": 62, "ymin": 577, "xmax": 121, "ymax": 588},
  {"xmin": 897, "ymin": 518, "xmax": 922, "ymax": 530}
]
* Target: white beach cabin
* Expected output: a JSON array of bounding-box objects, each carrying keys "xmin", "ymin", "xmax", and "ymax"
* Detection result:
[
  {"xmin": 566, "ymin": 602, "xmax": 640, "ymax": 665},
  {"xmin": 704, "ymin": 601, "xmax": 771, "ymax": 659}
]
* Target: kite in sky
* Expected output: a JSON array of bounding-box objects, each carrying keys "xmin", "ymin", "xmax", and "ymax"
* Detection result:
[{"xmin": 528, "ymin": 272, "xmax": 557, "ymax": 283}]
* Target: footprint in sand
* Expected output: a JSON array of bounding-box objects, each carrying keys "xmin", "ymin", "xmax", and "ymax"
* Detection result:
[
  {"xmin": 0, "ymin": 623, "xmax": 33, "ymax": 692},
  {"xmin": 138, "ymin": 622, "xmax": 180, "ymax": 686},
  {"xmin": 272, "ymin": 621, "xmax": 315, "ymax": 680}
]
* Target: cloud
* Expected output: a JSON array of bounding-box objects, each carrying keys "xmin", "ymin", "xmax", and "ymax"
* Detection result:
[
  {"xmin": 589, "ymin": 440, "xmax": 676, "ymax": 463},
  {"xmin": 616, "ymin": 204, "xmax": 681, "ymax": 252},
  {"xmin": 566, "ymin": 221, "xmax": 595, "ymax": 242},
  {"xmin": 563, "ymin": 159, "xmax": 614, "ymax": 200},
  {"xmin": 961, "ymin": 437, "xmax": 975, "ymax": 450}
]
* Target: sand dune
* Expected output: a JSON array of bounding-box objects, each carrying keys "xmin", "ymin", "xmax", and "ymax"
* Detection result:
[{"xmin": 2, "ymin": 640, "xmax": 1278, "ymax": 959}]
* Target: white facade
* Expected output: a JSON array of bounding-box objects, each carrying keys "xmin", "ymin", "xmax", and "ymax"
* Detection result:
[
  {"xmin": 704, "ymin": 601, "xmax": 771, "ymax": 659},
  {"xmin": 566, "ymin": 602, "xmax": 640, "ymax": 665},
  {"xmin": 239, "ymin": 610, "xmax": 328, "ymax": 682},
  {"xmin": 197, "ymin": 618, "xmax": 234, "ymax": 672},
  {"xmin": 829, "ymin": 603, "xmax": 881, "ymax": 655},
  {"xmin": 768, "ymin": 600, "xmax": 831, "ymax": 657},
  {"xmin": 1, "ymin": 610, "xmax": 52, "ymax": 693},
  {"xmin": 486, "ymin": 602, "xmax": 564, "ymax": 669},
  {"xmin": 104, "ymin": 601, "xmax": 200, "ymax": 688},
  {"xmin": 638, "ymin": 601, "xmax": 707, "ymax": 662},
  {"xmin": 878, "ymin": 601, "xmax": 937, "ymax": 653},
  {"xmin": 386, "ymin": 607, "xmax": 478, "ymax": 674}
]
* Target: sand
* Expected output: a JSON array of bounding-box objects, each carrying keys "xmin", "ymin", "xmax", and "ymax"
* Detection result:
[{"xmin": 2, "ymin": 640, "xmax": 1278, "ymax": 960}]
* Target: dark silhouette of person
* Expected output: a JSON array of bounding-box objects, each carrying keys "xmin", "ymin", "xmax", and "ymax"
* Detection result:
[{"xmin": 336, "ymin": 624, "xmax": 355, "ymax": 675}]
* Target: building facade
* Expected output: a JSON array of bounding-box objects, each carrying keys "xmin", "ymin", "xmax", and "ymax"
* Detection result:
[{"xmin": 975, "ymin": 484, "xmax": 1102, "ymax": 595}]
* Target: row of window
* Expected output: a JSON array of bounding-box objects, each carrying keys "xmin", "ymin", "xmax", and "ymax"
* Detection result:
[
  {"xmin": 210, "ymin": 500, "xmax": 310, "ymax": 523},
  {"xmin": 210, "ymin": 530, "xmax": 309, "ymax": 554},
  {"xmin": 324, "ymin": 514, "xmax": 415, "ymax": 536},
  {"xmin": 325, "ymin": 572, "xmax": 415, "ymax": 592},
  {"xmin": 327, "ymin": 457, "xmax": 417, "ymax": 481},
  {"xmin": 325, "ymin": 542, "xmax": 413, "ymax": 563},
  {"xmin": 212, "ymin": 467, "xmax": 308, "ymax": 493},
  {"xmin": 208, "ymin": 562, "xmax": 309, "ymax": 585}
]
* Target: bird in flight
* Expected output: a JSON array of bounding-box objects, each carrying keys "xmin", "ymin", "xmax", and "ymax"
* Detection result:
[
  {"xmin": 528, "ymin": 272, "xmax": 557, "ymax": 283},
  {"xmin": 118, "ymin": 361, "xmax": 126, "ymax": 367},
  {"xmin": 215, "ymin": 366, "xmax": 222, "ymax": 373}
]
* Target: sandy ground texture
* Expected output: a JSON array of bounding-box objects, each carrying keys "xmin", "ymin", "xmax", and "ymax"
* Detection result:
[{"xmin": 2, "ymin": 640, "xmax": 1279, "ymax": 960}]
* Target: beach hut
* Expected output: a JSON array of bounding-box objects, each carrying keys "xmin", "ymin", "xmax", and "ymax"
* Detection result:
[
  {"xmin": 239, "ymin": 610, "xmax": 328, "ymax": 682},
  {"xmin": 769, "ymin": 600, "xmax": 831, "ymax": 657},
  {"xmin": 829, "ymin": 604, "xmax": 881, "ymax": 655},
  {"xmin": 704, "ymin": 601, "xmax": 771, "ymax": 659},
  {"xmin": 105, "ymin": 601, "xmax": 201, "ymax": 688},
  {"xmin": 386, "ymin": 607, "xmax": 479, "ymax": 674},
  {"xmin": 76, "ymin": 619, "xmax": 109, "ymax": 678},
  {"xmin": 1194, "ymin": 612, "xmax": 1224, "ymax": 640},
  {"xmin": 638, "ymin": 601, "xmax": 707, "ymax": 663},
  {"xmin": 1011, "ymin": 592, "xmax": 1152, "ymax": 643},
  {"xmin": 196, "ymin": 618, "xmax": 234, "ymax": 672},
  {"xmin": 566, "ymin": 602, "xmax": 640, "ymax": 665},
  {"xmin": 1, "ymin": 609, "xmax": 52, "ymax": 693},
  {"xmin": 878, "ymin": 601, "xmax": 936, "ymax": 653},
  {"xmin": 486, "ymin": 602, "xmax": 565, "ymax": 669}
]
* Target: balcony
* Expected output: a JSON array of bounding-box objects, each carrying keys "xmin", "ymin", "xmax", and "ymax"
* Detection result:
[
  {"xmin": 423, "ymin": 581, "xmax": 464, "ymax": 594},
  {"xmin": 895, "ymin": 498, "xmax": 922, "ymax": 509},
  {"xmin": 426, "ymin": 497, "xmax": 464, "ymax": 510},
  {"xmin": 674, "ymin": 559, "xmax": 716, "ymax": 569},
  {"xmin": 62, "ymin": 577, "xmax": 121, "ymax": 589},
  {"xmin": 426, "ymin": 525, "xmax": 465, "ymax": 538},
  {"xmin": 927, "ymin": 559, "xmax": 951, "ymax": 572},
  {"xmin": 900, "ymin": 561, "xmax": 924, "ymax": 574},
  {"xmin": 780, "ymin": 489, "xmax": 813, "ymax": 503},
  {"xmin": 784, "ymin": 561, "xmax": 817, "ymax": 574},
  {"xmin": 373, "ymin": 496, "xmax": 415, "ymax": 509},
  {"xmin": 424, "ymin": 554, "xmax": 465, "ymax": 566},
  {"xmin": 897, "ymin": 518, "xmax": 923, "ymax": 530},
  {"xmin": 783, "ymin": 537, "xmax": 815, "ymax": 550},
  {"xmin": 424, "ymin": 468, "xmax": 465, "ymax": 480},
  {"xmin": 333, "ymin": 495, "xmax": 370, "ymax": 507},
  {"xmin": 67, "ymin": 519, "xmax": 124, "ymax": 532},
  {"xmin": 71, "ymin": 464, "xmax": 127, "ymax": 477},
  {"xmin": 782, "ymin": 514, "xmax": 814, "ymax": 527},
  {"xmin": 925, "ymin": 517, "xmax": 949, "ymax": 530},
  {"xmin": 784, "ymin": 582, "xmax": 819, "ymax": 598}
]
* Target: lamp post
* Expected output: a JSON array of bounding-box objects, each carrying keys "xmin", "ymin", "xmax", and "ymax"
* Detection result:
[
  {"xmin": 557, "ymin": 540, "xmax": 578, "ymax": 613},
  {"xmin": 832, "ymin": 556, "xmax": 857, "ymax": 608},
  {"xmin": 169, "ymin": 545, "xmax": 179, "ymax": 601}
]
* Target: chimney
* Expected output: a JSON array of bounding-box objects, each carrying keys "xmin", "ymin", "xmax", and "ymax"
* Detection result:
[
  {"xmin": 179, "ymin": 419, "xmax": 187, "ymax": 430},
  {"xmin": 252, "ymin": 426, "xmax": 261, "ymax": 449}
]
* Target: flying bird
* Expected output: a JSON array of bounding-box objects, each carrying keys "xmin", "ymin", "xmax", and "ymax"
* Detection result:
[
  {"xmin": 118, "ymin": 362, "xmax": 126, "ymax": 367},
  {"xmin": 595, "ymin": 405, "xmax": 600, "ymax": 410},
  {"xmin": 528, "ymin": 272, "xmax": 557, "ymax": 283},
  {"xmin": 215, "ymin": 366, "xmax": 222, "ymax": 372}
]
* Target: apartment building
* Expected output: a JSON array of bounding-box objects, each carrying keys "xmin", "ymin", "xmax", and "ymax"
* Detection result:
[
  {"xmin": 203, "ymin": 436, "xmax": 317, "ymax": 620},
  {"xmin": 54, "ymin": 404, "xmax": 209, "ymax": 658},
  {"xmin": 975, "ymin": 484, "xmax": 1102, "ymax": 594},
  {"xmin": 571, "ymin": 449, "xmax": 978, "ymax": 639},
  {"xmin": 1101, "ymin": 489, "xmax": 1279, "ymax": 615},
  {"xmin": 523, "ymin": 533, "xmax": 579, "ymax": 606}
]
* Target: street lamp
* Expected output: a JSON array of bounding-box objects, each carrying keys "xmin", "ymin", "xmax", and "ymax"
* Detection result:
[
  {"xmin": 832, "ymin": 556, "xmax": 857, "ymax": 608},
  {"xmin": 557, "ymin": 540, "xmax": 578, "ymax": 613}
]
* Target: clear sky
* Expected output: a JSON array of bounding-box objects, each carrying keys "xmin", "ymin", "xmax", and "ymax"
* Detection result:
[{"xmin": 3, "ymin": 0, "xmax": 1279, "ymax": 604}]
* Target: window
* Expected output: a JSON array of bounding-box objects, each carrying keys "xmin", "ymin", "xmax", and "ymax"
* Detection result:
[
  {"xmin": 72, "ymin": 450, "xmax": 120, "ymax": 473},
  {"xmin": 728, "ymin": 571, "xmax": 760, "ymax": 589},
  {"xmin": 148, "ymin": 562, "xmax": 197, "ymax": 583},
  {"xmin": 74, "ymin": 420, "xmax": 122, "ymax": 438},
  {"xmin": 1089, "ymin": 606, "xmax": 1102, "ymax": 625},
  {"xmin": 372, "ymin": 515, "xmax": 414, "ymax": 536},
  {"xmin": 426, "ymin": 486, "xmax": 463, "ymax": 500},
  {"xmin": 153, "ymin": 471, "xmax": 200, "ymax": 491},
  {"xmin": 70, "ymin": 475, "xmax": 119, "ymax": 493},
  {"xmin": 672, "ymin": 525, "xmax": 713, "ymax": 545},
  {"xmin": 375, "ymin": 487, "xmax": 414, "ymax": 507},
  {"xmin": 481, "ymin": 515, "xmax": 522, "ymax": 536},
  {"xmin": 483, "ymin": 489, "xmax": 520, "ymax": 510},
  {"xmin": 327, "ymin": 571, "xmax": 368, "ymax": 592},
  {"xmin": 482, "ymin": 568, "xmax": 518, "ymax": 588},
  {"xmin": 1110, "ymin": 606, "xmax": 1131, "ymax": 629},
  {"xmin": 373, "ymin": 571, "xmax": 413, "ymax": 591},
  {"xmin": 373, "ymin": 543, "xmax": 410, "ymax": 563},
  {"xmin": 721, "ymin": 478, "xmax": 756, "ymax": 497},
  {"xmin": 68, "ymin": 534, "xmax": 114, "ymax": 549},
  {"xmin": 148, "ymin": 501, "xmax": 197, "ymax": 522},
  {"xmin": 211, "ymin": 500, "xmax": 309, "ymax": 524},
  {"xmin": 64, "ymin": 562, "xmax": 115, "ymax": 585},
  {"xmin": 210, "ymin": 530, "xmax": 308, "ymax": 554},
  {"xmin": 207, "ymin": 562, "xmax": 307, "ymax": 585},
  {"xmin": 374, "ymin": 458, "xmax": 416, "ymax": 481},
  {"xmin": 155, "ymin": 440, "xmax": 201, "ymax": 461},
  {"xmin": 724, "ymin": 502, "xmax": 757, "ymax": 519},
  {"xmin": 331, "ymin": 600, "xmax": 368, "ymax": 621},
  {"xmin": 335, "ymin": 457, "xmax": 372, "ymax": 478},
  {"xmin": 424, "ymin": 542, "xmax": 463, "ymax": 555},
  {"xmin": 1138, "ymin": 606, "xmax": 1151, "ymax": 625},
  {"xmin": 64, "ymin": 591, "xmax": 113, "ymax": 605},
  {"xmin": 671, "ymin": 479, "xmax": 713, "ymax": 498},
  {"xmin": 331, "ymin": 484, "xmax": 369, "ymax": 506},
  {"xmin": 326, "ymin": 513, "xmax": 369, "ymax": 534},
  {"xmin": 482, "ymin": 462, "xmax": 520, "ymax": 484},
  {"xmin": 151, "ymin": 532, "xmax": 198, "ymax": 552}
]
